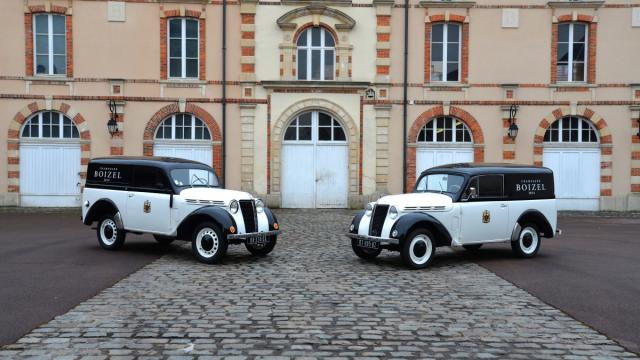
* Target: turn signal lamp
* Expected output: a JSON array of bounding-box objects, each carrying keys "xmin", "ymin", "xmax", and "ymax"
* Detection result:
[
  {"xmin": 229, "ymin": 226, "xmax": 236, "ymax": 234},
  {"xmin": 273, "ymin": 223, "xmax": 279, "ymax": 230}
]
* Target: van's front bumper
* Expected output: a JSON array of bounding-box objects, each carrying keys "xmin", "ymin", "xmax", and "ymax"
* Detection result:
[
  {"xmin": 228, "ymin": 230, "xmax": 281, "ymax": 240},
  {"xmin": 345, "ymin": 233, "xmax": 399, "ymax": 246}
]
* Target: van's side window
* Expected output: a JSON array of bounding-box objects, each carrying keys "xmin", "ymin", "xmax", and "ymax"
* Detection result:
[
  {"xmin": 466, "ymin": 175, "xmax": 504, "ymax": 199},
  {"xmin": 133, "ymin": 166, "xmax": 170, "ymax": 190}
]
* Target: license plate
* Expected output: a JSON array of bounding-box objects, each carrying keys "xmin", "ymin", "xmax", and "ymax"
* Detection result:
[
  {"xmin": 246, "ymin": 235, "xmax": 268, "ymax": 245},
  {"xmin": 357, "ymin": 238, "xmax": 380, "ymax": 250}
]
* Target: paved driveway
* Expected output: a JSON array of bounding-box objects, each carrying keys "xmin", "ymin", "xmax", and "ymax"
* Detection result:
[{"xmin": 1, "ymin": 209, "xmax": 637, "ymax": 359}]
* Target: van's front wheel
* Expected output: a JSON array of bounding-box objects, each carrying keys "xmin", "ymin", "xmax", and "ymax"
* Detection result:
[
  {"xmin": 400, "ymin": 229, "xmax": 436, "ymax": 270},
  {"xmin": 511, "ymin": 224, "xmax": 541, "ymax": 258},
  {"xmin": 192, "ymin": 222, "xmax": 228, "ymax": 264}
]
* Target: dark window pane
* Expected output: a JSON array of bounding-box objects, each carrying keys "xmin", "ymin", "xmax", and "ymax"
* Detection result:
[
  {"xmin": 448, "ymin": 24, "xmax": 460, "ymax": 42},
  {"xmin": 318, "ymin": 126, "xmax": 331, "ymax": 141},
  {"xmin": 35, "ymin": 14, "xmax": 48, "ymax": 33},
  {"xmin": 36, "ymin": 55, "xmax": 48, "ymax": 74},
  {"xmin": 169, "ymin": 59, "xmax": 181, "ymax": 77},
  {"xmin": 297, "ymin": 30, "xmax": 307, "ymax": 46},
  {"xmin": 426, "ymin": 126, "xmax": 433, "ymax": 142},
  {"xmin": 557, "ymin": 43, "xmax": 569, "ymax": 62},
  {"xmin": 334, "ymin": 126, "xmax": 346, "ymax": 141},
  {"xmin": 432, "ymin": 24, "xmax": 443, "ymax": 42},
  {"xmin": 431, "ymin": 43, "xmax": 443, "ymax": 61},
  {"xmin": 572, "ymin": 62, "xmax": 585, "ymax": 82},
  {"xmin": 169, "ymin": 20, "xmax": 181, "ymax": 38},
  {"xmin": 284, "ymin": 126, "xmax": 296, "ymax": 140},
  {"xmin": 431, "ymin": 61, "xmax": 443, "ymax": 81},
  {"xmin": 418, "ymin": 129, "xmax": 425, "ymax": 142},
  {"xmin": 562, "ymin": 128, "xmax": 571, "ymax": 142},
  {"xmin": 558, "ymin": 24, "xmax": 570, "ymax": 42},
  {"xmin": 298, "ymin": 126, "xmax": 311, "ymax": 140},
  {"xmin": 324, "ymin": 31, "xmax": 335, "ymax": 47},
  {"xmin": 573, "ymin": 24, "xmax": 586, "ymax": 42},
  {"xmin": 36, "ymin": 35, "xmax": 48, "ymax": 54},
  {"xmin": 169, "ymin": 39, "xmax": 181, "ymax": 57},
  {"xmin": 71, "ymin": 126, "xmax": 79, "ymax": 138},
  {"xmin": 183, "ymin": 125, "xmax": 192, "ymax": 140},
  {"xmin": 446, "ymin": 62, "xmax": 459, "ymax": 82},
  {"xmin": 297, "ymin": 49, "xmax": 307, "ymax": 80},
  {"xmin": 52, "ymin": 15, "xmax": 65, "ymax": 34},
  {"xmin": 186, "ymin": 39, "xmax": 198, "ymax": 57},
  {"xmin": 573, "ymin": 43, "xmax": 585, "ymax": 61},
  {"xmin": 185, "ymin": 20, "xmax": 198, "ymax": 38},
  {"xmin": 311, "ymin": 27, "xmax": 321, "ymax": 46},
  {"xmin": 299, "ymin": 113, "xmax": 312, "ymax": 126},
  {"xmin": 311, "ymin": 49, "xmax": 321, "ymax": 80},
  {"xmin": 186, "ymin": 59, "xmax": 198, "ymax": 77},
  {"xmin": 134, "ymin": 166, "xmax": 169, "ymax": 189},
  {"xmin": 195, "ymin": 126, "xmax": 203, "ymax": 139},
  {"xmin": 544, "ymin": 131, "xmax": 550, "ymax": 142},
  {"xmin": 53, "ymin": 35, "xmax": 65, "ymax": 55},
  {"xmin": 202, "ymin": 128, "xmax": 210, "ymax": 140},
  {"xmin": 53, "ymin": 55, "xmax": 65, "ymax": 74},
  {"xmin": 479, "ymin": 175, "xmax": 503, "ymax": 197},
  {"xmin": 319, "ymin": 113, "xmax": 331, "ymax": 126},
  {"xmin": 324, "ymin": 49, "xmax": 334, "ymax": 80},
  {"xmin": 447, "ymin": 43, "xmax": 459, "ymax": 62},
  {"xmin": 570, "ymin": 117, "xmax": 579, "ymax": 129},
  {"xmin": 22, "ymin": 125, "xmax": 30, "ymax": 137}
]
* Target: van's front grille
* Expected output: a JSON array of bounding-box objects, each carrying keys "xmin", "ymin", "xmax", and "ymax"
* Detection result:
[
  {"xmin": 239, "ymin": 200, "xmax": 257, "ymax": 233},
  {"xmin": 369, "ymin": 205, "xmax": 389, "ymax": 237}
]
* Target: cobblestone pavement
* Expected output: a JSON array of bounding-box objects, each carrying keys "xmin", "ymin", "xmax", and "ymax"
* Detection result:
[{"xmin": 1, "ymin": 209, "xmax": 637, "ymax": 359}]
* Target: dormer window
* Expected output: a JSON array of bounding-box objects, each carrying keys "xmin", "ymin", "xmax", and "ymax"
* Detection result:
[{"xmin": 297, "ymin": 27, "xmax": 335, "ymax": 81}]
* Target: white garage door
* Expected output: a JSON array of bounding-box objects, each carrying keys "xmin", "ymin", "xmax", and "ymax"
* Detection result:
[
  {"xmin": 415, "ymin": 115, "xmax": 474, "ymax": 176},
  {"xmin": 19, "ymin": 111, "xmax": 81, "ymax": 207},
  {"xmin": 281, "ymin": 111, "xmax": 348, "ymax": 208},
  {"xmin": 153, "ymin": 113, "xmax": 213, "ymax": 166},
  {"xmin": 542, "ymin": 116, "xmax": 600, "ymax": 211}
]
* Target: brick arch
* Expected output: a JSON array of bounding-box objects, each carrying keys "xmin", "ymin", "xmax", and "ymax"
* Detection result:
[
  {"xmin": 6, "ymin": 101, "xmax": 91, "ymax": 195},
  {"xmin": 270, "ymin": 99, "xmax": 359, "ymax": 205},
  {"xmin": 533, "ymin": 107, "xmax": 613, "ymax": 197},
  {"xmin": 143, "ymin": 103, "xmax": 222, "ymax": 176},
  {"xmin": 407, "ymin": 106, "xmax": 484, "ymax": 192}
]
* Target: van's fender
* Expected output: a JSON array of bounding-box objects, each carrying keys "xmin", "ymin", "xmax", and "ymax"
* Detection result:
[
  {"xmin": 348, "ymin": 211, "xmax": 366, "ymax": 234},
  {"xmin": 390, "ymin": 212, "xmax": 452, "ymax": 247},
  {"xmin": 512, "ymin": 210, "xmax": 554, "ymax": 239},
  {"xmin": 262, "ymin": 207, "xmax": 280, "ymax": 231},
  {"xmin": 176, "ymin": 206, "xmax": 238, "ymax": 240},
  {"xmin": 84, "ymin": 198, "xmax": 123, "ymax": 229}
]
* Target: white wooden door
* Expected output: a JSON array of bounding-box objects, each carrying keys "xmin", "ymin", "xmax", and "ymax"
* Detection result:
[
  {"xmin": 281, "ymin": 111, "xmax": 348, "ymax": 208},
  {"xmin": 20, "ymin": 143, "xmax": 81, "ymax": 207},
  {"xmin": 416, "ymin": 147, "xmax": 474, "ymax": 175},
  {"xmin": 154, "ymin": 143, "xmax": 212, "ymax": 166},
  {"xmin": 543, "ymin": 148, "xmax": 600, "ymax": 210}
]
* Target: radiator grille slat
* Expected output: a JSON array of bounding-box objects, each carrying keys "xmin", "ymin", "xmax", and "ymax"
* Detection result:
[
  {"xmin": 369, "ymin": 205, "xmax": 389, "ymax": 237},
  {"xmin": 239, "ymin": 200, "xmax": 257, "ymax": 233}
]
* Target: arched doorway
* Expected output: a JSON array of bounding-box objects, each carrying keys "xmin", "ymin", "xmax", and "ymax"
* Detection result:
[
  {"xmin": 281, "ymin": 110, "xmax": 348, "ymax": 208},
  {"xmin": 542, "ymin": 115, "xmax": 600, "ymax": 210},
  {"xmin": 153, "ymin": 113, "xmax": 213, "ymax": 166},
  {"xmin": 415, "ymin": 115, "xmax": 474, "ymax": 174},
  {"xmin": 19, "ymin": 111, "xmax": 81, "ymax": 207}
]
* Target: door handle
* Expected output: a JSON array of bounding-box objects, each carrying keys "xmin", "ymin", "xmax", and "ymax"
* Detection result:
[
  {"xmin": 500, "ymin": 204, "xmax": 507, "ymax": 208},
  {"xmin": 128, "ymin": 193, "xmax": 135, "ymax": 198}
]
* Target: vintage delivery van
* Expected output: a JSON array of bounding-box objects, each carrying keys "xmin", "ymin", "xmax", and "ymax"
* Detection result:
[
  {"xmin": 346, "ymin": 163, "xmax": 560, "ymax": 269},
  {"xmin": 81, "ymin": 157, "xmax": 280, "ymax": 264}
]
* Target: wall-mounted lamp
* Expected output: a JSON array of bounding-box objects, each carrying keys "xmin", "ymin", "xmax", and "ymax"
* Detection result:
[
  {"xmin": 507, "ymin": 104, "xmax": 519, "ymax": 139},
  {"xmin": 637, "ymin": 118, "xmax": 640, "ymax": 138},
  {"xmin": 107, "ymin": 99, "xmax": 119, "ymax": 137},
  {"xmin": 365, "ymin": 88, "xmax": 376, "ymax": 100}
]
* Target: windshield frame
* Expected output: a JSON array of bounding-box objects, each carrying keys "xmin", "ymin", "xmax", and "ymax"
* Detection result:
[{"xmin": 413, "ymin": 172, "xmax": 466, "ymax": 197}]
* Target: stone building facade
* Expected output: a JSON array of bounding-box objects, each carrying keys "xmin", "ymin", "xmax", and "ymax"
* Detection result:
[{"xmin": 1, "ymin": 0, "xmax": 639, "ymax": 210}]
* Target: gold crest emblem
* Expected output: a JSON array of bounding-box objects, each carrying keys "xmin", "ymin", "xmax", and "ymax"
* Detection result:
[
  {"xmin": 143, "ymin": 200, "xmax": 151, "ymax": 213},
  {"xmin": 482, "ymin": 210, "xmax": 491, "ymax": 223}
]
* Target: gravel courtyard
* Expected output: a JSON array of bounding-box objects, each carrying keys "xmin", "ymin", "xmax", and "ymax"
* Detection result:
[{"xmin": 0, "ymin": 209, "xmax": 637, "ymax": 359}]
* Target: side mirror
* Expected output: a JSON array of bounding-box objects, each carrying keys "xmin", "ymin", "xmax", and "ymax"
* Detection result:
[{"xmin": 462, "ymin": 187, "xmax": 477, "ymax": 201}]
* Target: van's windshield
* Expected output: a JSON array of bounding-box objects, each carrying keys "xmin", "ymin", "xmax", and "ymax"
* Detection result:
[
  {"xmin": 170, "ymin": 168, "xmax": 220, "ymax": 188},
  {"xmin": 414, "ymin": 173, "xmax": 465, "ymax": 195}
]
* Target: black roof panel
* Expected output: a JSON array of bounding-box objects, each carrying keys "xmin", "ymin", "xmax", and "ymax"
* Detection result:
[
  {"xmin": 421, "ymin": 162, "xmax": 553, "ymax": 176},
  {"xmin": 89, "ymin": 156, "xmax": 211, "ymax": 169}
]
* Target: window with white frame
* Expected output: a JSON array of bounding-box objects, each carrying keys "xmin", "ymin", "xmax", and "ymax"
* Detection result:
[
  {"xmin": 21, "ymin": 112, "xmax": 79, "ymax": 139},
  {"xmin": 544, "ymin": 116, "xmax": 598, "ymax": 143},
  {"xmin": 431, "ymin": 23, "xmax": 460, "ymax": 82},
  {"xmin": 168, "ymin": 18, "xmax": 199, "ymax": 79},
  {"xmin": 557, "ymin": 23, "xmax": 587, "ymax": 82},
  {"xmin": 33, "ymin": 14, "xmax": 66, "ymax": 76},
  {"xmin": 297, "ymin": 27, "xmax": 335, "ymax": 81},
  {"xmin": 417, "ymin": 116, "xmax": 472, "ymax": 143},
  {"xmin": 155, "ymin": 114, "xmax": 211, "ymax": 140}
]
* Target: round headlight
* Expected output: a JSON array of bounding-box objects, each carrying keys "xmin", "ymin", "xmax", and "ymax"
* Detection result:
[
  {"xmin": 229, "ymin": 200, "xmax": 239, "ymax": 214},
  {"xmin": 389, "ymin": 206, "xmax": 399, "ymax": 219},
  {"xmin": 255, "ymin": 199, "xmax": 264, "ymax": 213},
  {"xmin": 365, "ymin": 203, "xmax": 374, "ymax": 216}
]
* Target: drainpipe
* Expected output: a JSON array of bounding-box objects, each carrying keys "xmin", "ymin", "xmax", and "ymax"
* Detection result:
[
  {"xmin": 221, "ymin": 0, "xmax": 227, "ymax": 187},
  {"xmin": 402, "ymin": 0, "xmax": 409, "ymax": 193}
]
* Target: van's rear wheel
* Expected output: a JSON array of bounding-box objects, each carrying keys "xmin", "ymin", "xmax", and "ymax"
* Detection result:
[
  {"xmin": 351, "ymin": 239, "xmax": 382, "ymax": 260},
  {"xmin": 97, "ymin": 214, "xmax": 126, "ymax": 250},
  {"xmin": 401, "ymin": 229, "xmax": 436, "ymax": 270},
  {"xmin": 245, "ymin": 236, "xmax": 277, "ymax": 256},
  {"xmin": 191, "ymin": 222, "xmax": 228, "ymax": 264},
  {"xmin": 511, "ymin": 224, "xmax": 541, "ymax": 258}
]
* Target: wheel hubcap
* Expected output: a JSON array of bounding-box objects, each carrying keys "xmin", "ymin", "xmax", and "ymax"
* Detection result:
[
  {"xmin": 520, "ymin": 227, "xmax": 539, "ymax": 254},
  {"xmin": 196, "ymin": 228, "xmax": 219, "ymax": 258},
  {"xmin": 100, "ymin": 219, "xmax": 117, "ymax": 246},
  {"xmin": 409, "ymin": 234, "xmax": 433, "ymax": 265}
]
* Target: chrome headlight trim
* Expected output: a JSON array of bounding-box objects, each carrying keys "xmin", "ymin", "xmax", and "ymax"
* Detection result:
[
  {"xmin": 389, "ymin": 205, "xmax": 399, "ymax": 219},
  {"xmin": 365, "ymin": 203, "xmax": 374, "ymax": 216},
  {"xmin": 229, "ymin": 200, "xmax": 239, "ymax": 214},
  {"xmin": 255, "ymin": 198, "xmax": 265, "ymax": 213}
]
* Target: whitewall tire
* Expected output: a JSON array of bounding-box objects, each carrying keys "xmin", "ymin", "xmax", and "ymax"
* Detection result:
[
  {"xmin": 97, "ymin": 214, "xmax": 126, "ymax": 250},
  {"xmin": 511, "ymin": 224, "xmax": 541, "ymax": 258},
  {"xmin": 401, "ymin": 229, "xmax": 436, "ymax": 270},
  {"xmin": 191, "ymin": 222, "xmax": 227, "ymax": 264}
]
